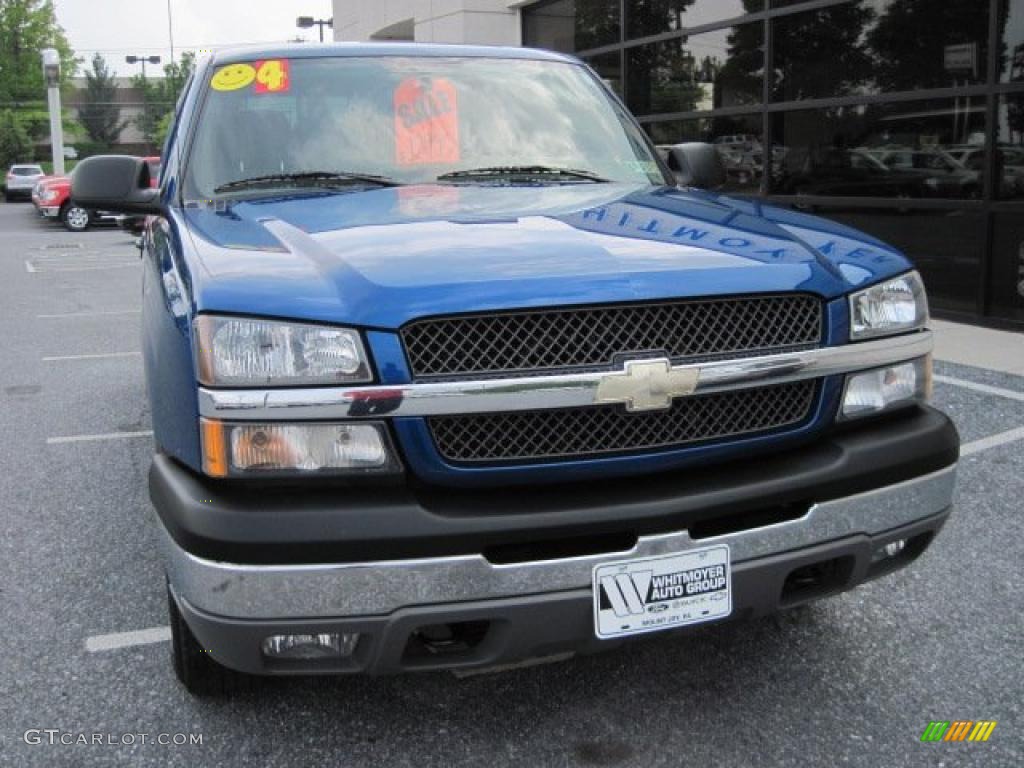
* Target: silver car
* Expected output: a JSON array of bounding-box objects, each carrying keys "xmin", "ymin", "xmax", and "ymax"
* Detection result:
[{"xmin": 4, "ymin": 164, "xmax": 45, "ymax": 201}]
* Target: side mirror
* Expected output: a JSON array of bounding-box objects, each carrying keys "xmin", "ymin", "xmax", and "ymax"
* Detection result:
[
  {"xmin": 71, "ymin": 155, "xmax": 162, "ymax": 215},
  {"xmin": 670, "ymin": 143, "xmax": 726, "ymax": 190}
]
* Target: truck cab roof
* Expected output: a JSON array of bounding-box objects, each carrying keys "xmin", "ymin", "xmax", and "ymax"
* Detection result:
[{"xmin": 211, "ymin": 42, "xmax": 581, "ymax": 67}]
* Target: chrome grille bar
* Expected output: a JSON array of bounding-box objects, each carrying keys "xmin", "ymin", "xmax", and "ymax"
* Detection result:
[{"xmin": 197, "ymin": 331, "xmax": 933, "ymax": 421}]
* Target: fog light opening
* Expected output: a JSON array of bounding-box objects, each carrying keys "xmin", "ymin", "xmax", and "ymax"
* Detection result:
[
  {"xmin": 867, "ymin": 532, "xmax": 934, "ymax": 578},
  {"xmin": 261, "ymin": 632, "xmax": 359, "ymax": 660},
  {"xmin": 884, "ymin": 539, "xmax": 906, "ymax": 558},
  {"xmin": 871, "ymin": 538, "xmax": 909, "ymax": 564}
]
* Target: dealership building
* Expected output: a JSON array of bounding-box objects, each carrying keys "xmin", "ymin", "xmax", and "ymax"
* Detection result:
[{"xmin": 333, "ymin": 0, "xmax": 1024, "ymax": 328}]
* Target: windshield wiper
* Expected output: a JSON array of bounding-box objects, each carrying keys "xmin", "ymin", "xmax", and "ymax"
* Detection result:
[
  {"xmin": 214, "ymin": 171, "xmax": 400, "ymax": 194},
  {"xmin": 435, "ymin": 165, "xmax": 608, "ymax": 183}
]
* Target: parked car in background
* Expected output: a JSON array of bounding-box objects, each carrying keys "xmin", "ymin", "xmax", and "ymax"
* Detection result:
[
  {"xmin": 873, "ymin": 148, "xmax": 981, "ymax": 199},
  {"xmin": 32, "ymin": 174, "xmax": 119, "ymax": 232},
  {"xmin": 4, "ymin": 164, "xmax": 45, "ymax": 201},
  {"xmin": 774, "ymin": 147, "xmax": 930, "ymax": 201},
  {"xmin": 997, "ymin": 147, "xmax": 1024, "ymax": 197},
  {"xmin": 713, "ymin": 134, "xmax": 760, "ymax": 151},
  {"xmin": 144, "ymin": 155, "xmax": 162, "ymax": 188}
]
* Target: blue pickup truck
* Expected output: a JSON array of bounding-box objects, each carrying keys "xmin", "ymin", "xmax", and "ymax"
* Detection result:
[{"xmin": 72, "ymin": 44, "xmax": 958, "ymax": 695}]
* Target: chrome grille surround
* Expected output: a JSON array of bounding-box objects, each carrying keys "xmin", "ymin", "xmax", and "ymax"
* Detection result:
[{"xmin": 401, "ymin": 295, "xmax": 824, "ymax": 379}]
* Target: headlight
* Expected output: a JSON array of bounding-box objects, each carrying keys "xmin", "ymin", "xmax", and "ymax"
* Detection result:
[
  {"xmin": 840, "ymin": 356, "xmax": 931, "ymax": 420},
  {"xmin": 195, "ymin": 315, "xmax": 370, "ymax": 387},
  {"xmin": 42, "ymin": 189, "xmax": 59, "ymax": 201},
  {"xmin": 200, "ymin": 419, "xmax": 400, "ymax": 477},
  {"xmin": 849, "ymin": 271, "xmax": 928, "ymax": 340}
]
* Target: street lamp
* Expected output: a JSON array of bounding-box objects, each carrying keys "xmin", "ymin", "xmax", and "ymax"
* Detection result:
[
  {"xmin": 41, "ymin": 48, "xmax": 64, "ymax": 176},
  {"xmin": 125, "ymin": 54, "xmax": 162, "ymax": 78},
  {"xmin": 297, "ymin": 15, "xmax": 333, "ymax": 43}
]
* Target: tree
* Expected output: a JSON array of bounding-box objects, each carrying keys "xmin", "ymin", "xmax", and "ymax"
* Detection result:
[
  {"xmin": 620, "ymin": 0, "xmax": 697, "ymax": 116},
  {"xmin": 78, "ymin": 53, "xmax": 126, "ymax": 147},
  {"xmin": 770, "ymin": 3, "xmax": 876, "ymax": 102},
  {"xmin": 868, "ymin": 0, "xmax": 991, "ymax": 93},
  {"xmin": 0, "ymin": 0, "xmax": 77, "ymax": 138},
  {"xmin": 132, "ymin": 52, "xmax": 195, "ymax": 149},
  {"xmin": 0, "ymin": 108, "xmax": 33, "ymax": 168},
  {"xmin": 719, "ymin": 1, "xmax": 769, "ymax": 110},
  {"xmin": 153, "ymin": 111, "xmax": 173, "ymax": 149}
]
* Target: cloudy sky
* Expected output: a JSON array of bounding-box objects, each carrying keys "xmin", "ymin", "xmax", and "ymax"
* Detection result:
[{"xmin": 53, "ymin": 0, "xmax": 335, "ymax": 77}]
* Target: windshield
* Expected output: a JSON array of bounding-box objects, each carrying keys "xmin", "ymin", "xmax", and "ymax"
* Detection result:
[{"xmin": 184, "ymin": 55, "xmax": 664, "ymax": 198}]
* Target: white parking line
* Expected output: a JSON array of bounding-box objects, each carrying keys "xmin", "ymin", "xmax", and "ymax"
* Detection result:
[
  {"xmin": 32, "ymin": 263, "xmax": 140, "ymax": 273},
  {"xmin": 960, "ymin": 426, "xmax": 1024, "ymax": 457},
  {"xmin": 85, "ymin": 626, "xmax": 171, "ymax": 653},
  {"xmin": 934, "ymin": 375, "xmax": 1024, "ymax": 404},
  {"xmin": 24, "ymin": 260, "xmax": 37, "ymax": 273},
  {"xmin": 47, "ymin": 430, "xmax": 152, "ymax": 445},
  {"xmin": 37, "ymin": 309, "xmax": 140, "ymax": 319},
  {"xmin": 42, "ymin": 352, "xmax": 140, "ymax": 362}
]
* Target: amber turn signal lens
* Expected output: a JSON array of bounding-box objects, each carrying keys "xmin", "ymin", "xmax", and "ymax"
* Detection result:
[{"xmin": 200, "ymin": 418, "xmax": 228, "ymax": 478}]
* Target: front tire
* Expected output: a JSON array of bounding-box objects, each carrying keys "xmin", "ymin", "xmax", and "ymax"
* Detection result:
[
  {"xmin": 168, "ymin": 583, "xmax": 253, "ymax": 696},
  {"xmin": 61, "ymin": 202, "xmax": 91, "ymax": 231}
]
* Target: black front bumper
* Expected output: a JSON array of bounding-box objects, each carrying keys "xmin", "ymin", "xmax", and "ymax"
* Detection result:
[{"xmin": 151, "ymin": 406, "xmax": 959, "ymax": 565}]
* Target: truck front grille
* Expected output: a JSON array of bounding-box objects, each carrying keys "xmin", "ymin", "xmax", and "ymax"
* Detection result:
[
  {"xmin": 401, "ymin": 295, "xmax": 823, "ymax": 379},
  {"xmin": 429, "ymin": 380, "xmax": 817, "ymax": 463}
]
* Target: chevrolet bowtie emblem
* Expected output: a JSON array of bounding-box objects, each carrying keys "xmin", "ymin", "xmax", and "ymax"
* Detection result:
[{"xmin": 595, "ymin": 358, "xmax": 700, "ymax": 412}]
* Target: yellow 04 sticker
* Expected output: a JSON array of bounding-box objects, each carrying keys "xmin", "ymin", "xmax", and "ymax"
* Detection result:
[{"xmin": 210, "ymin": 63, "xmax": 256, "ymax": 91}]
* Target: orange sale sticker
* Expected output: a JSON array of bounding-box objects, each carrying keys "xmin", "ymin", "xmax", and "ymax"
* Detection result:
[
  {"xmin": 254, "ymin": 59, "xmax": 290, "ymax": 94},
  {"xmin": 394, "ymin": 77, "xmax": 460, "ymax": 166}
]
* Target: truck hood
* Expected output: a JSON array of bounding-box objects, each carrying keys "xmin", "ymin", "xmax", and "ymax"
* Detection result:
[{"xmin": 182, "ymin": 183, "xmax": 912, "ymax": 328}]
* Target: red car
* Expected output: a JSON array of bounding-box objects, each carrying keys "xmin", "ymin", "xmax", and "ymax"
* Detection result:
[
  {"xmin": 143, "ymin": 155, "xmax": 161, "ymax": 186},
  {"xmin": 32, "ymin": 175, "xmax": 105, "ymax": 231},
  {"xmin": 32, "ymin": 156, "xmax": 160, "ymax": 231}
]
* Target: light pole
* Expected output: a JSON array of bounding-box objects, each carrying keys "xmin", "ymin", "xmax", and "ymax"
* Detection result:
[
  {"xmin": 41, "ymin": 48, "xmax": 64, "ymax": 176},
  {"xmin": 297, "ymin": 16, "xmax": 333, "ymax": 43},
  {"xmin": 125, "ymin": 54, "xmax": 162, "ymax": 79},
  {"xmin": 167, "ymin": 0, "xmax": 175, "ymax": 63}
]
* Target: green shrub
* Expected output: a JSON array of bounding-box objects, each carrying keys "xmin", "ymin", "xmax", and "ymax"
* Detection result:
[{"xmin": 0, "ymin": 110, "xmax": 33, "ymax": 170}]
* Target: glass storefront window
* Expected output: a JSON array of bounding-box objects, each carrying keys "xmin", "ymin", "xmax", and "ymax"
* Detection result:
[
  {"xmin": 646, "ymin": 114, "xmax": 764, "ymax": 193},
  {"xmin": 997, "ymin": 94, "xmax": 1024, "ymax": 200},
  {"xmin": 772, "ymin": 0, "xmax": 989, "ymax": 101},
  {"xmin": 999, "ymin": 0, "xmax": 1024, "ymax": 83},
  {"xmin": 523, "ymin": 0, "xmax": 1024, "ymax": 325},
  {"xmin": 771, "ymin": 99, "xmax": 987, "ymax": 200},
  {"xmin": 626, "ymin": 0, "xmax": 755, "ymax": 41},
  {"xmin": 585, "ymin": 52, "xmax": 623, "ymax": 97},
  {"xmin": 825, "ymin": 210, "xmax": 985, "ymax": 314},
  {"xmin": 625, "ymin": 23, "xmax": 763, "ymax": 116},
  {"xmin": 521, "ymin": 0, "xmax": 620, "ymax": 54},
  {"xmin": 990, "ymin": 213, "xmax": 1024, "ymax": 321}
]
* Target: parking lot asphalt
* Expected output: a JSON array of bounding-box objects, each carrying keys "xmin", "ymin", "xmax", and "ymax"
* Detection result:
[{"xmin": 0, "ymin": 198, "xmax": 1021, "ymax": 768}]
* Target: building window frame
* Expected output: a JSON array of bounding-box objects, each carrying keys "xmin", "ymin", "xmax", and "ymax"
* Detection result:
[{"xmin": 518, "ymin": 0, "xmax": 1024, "ymax": 325}]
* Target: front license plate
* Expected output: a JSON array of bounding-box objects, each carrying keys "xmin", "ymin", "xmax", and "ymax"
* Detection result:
[{"xmin": 592, "ymin": 545, "xmax": 731, "ymax": 639}]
